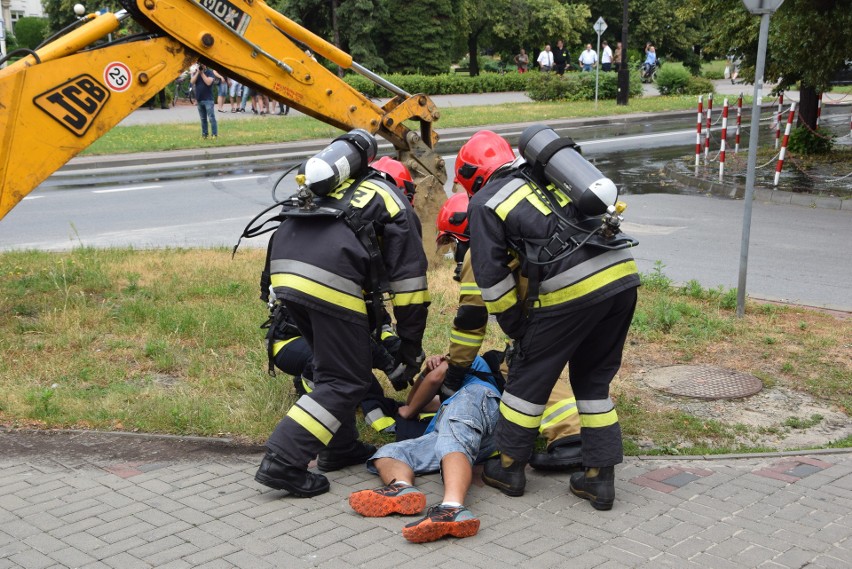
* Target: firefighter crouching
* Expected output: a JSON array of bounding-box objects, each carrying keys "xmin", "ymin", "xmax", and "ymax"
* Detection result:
[
  {"xmin": 465, "ymin": 125, "xmax": 640, "ymax": 510},
  {"xmin": 436, "ymin": 187, "xmax": 583, "ymax": 487},
  {"xmin": 255, "ymin": 130, "xmax": 429, "ymax": 497}
]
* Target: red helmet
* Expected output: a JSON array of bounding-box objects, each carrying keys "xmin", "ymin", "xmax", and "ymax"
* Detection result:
[
  {"xmin": 454, "ymin": 130, "xmax": 515, "ymax": 196},
  {"xmin": 436, "ymin": 192, "xmax": 470, "ymax": 246},
  {"xmin": 372, "ymin": 156, "xmax": 415, "ymax": 204}
]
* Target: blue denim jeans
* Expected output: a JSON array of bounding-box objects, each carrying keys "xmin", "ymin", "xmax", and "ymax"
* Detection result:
[
  {"xmin": 197, "ymin": 100, "xmax": 217, "ymax": 137},
  {"xmin": 367, "ymin": 384, "xmax": 500, "ymax": 475}
]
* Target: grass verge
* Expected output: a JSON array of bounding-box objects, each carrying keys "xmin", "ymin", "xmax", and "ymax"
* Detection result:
[{"xmin": 2, "ymin": 249, "xmax": 849, "ymax": 453}]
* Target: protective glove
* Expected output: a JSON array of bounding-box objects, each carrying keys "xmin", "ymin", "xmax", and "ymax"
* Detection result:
[
  {"xmin": 387, "ymin": 342, "xmax": 425, "ymax": 391},
  {"xmin": 442, "ymin": 363, "xmax": 468, "ymax": 398}
]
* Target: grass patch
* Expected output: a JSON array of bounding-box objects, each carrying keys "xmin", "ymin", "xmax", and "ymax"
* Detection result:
[{"xmin": 1, "ymin": 248, "xmax": 849, "ymax": 452}]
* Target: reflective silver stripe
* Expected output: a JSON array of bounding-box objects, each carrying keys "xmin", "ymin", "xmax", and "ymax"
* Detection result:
[
  {"xmin": 576, "ymin": 398, "xmax": 615, "ymax": 414},
  {"xmin": 484, "ymin": 178, "xmax": 526, "ymax": 211},
  {"xmin": 390, "ymin": 276, "xmax": 428, "ymax": 293},
  {"xmin": 539, "ymin": 249, "xmax": 634, "ymax": 294},
  {"xmin": 480, "ymin": 273, "xmax": 516, "ymax": 302},
  {"xmin": 365, "ymin": 408, "xmax": 386, "ymax": 426},
  {"xmin": 296, "ymin": 395, "xmax": 342, "ymax": 433},
  {"xmin": 542, "ymin": 400, "xmax": 577, "ymax": 425},
  {"xmin": 501, "ymin": 391, "xmax": 546, "ymax": 417},
  {"xmin": 270, "ymin": 259, "xmax": 363, "ymax": 297}
]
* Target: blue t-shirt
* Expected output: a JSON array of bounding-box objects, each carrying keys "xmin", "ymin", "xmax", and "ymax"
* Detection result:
[
  {"xmin": 424, "ymin": 356, "xmax": 501, "ymax": 434},
  {"xmin": 194, "ymin": 69, "xmax": 216, "ymax": 102},
  {"xmin": 644, "ymin": 51, "xmax": 657, "ymax": 66}
]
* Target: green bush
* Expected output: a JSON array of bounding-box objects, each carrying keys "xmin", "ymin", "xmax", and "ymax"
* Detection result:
[
  {"xmin": 12, "ymin": 17, "xmax": 48, "ymax": 51},
  {"xmin": 685, "ymin": 76, "xmax": 715, "ymax": 95},
  {"xmin": 655, "ymin": 65, "xmax": 691, "ymax": 95},
  {"xmin": 788, "ymin": 126, "xmax": 834, "ymax": 155},
  {"xmin": 344, "ymin": 71, "xmax": 529, "ymax": 97},
  {"xmin": 526, "ymin": 71, "xmax": 643, "ymax": 102}
]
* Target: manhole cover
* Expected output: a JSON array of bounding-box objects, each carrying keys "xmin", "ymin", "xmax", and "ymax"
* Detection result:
[{"xmin": 644, "ymin": 365, "xmax": 763, "ymax": 400}]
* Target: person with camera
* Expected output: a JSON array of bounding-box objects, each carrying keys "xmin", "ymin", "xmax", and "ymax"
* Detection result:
[{"xmin": 190, "ymin": 62, "xmax": 224, "ymax": 139}]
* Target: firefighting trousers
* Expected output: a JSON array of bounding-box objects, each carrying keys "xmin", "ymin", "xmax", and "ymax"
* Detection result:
[
  {"xmin": 265, "ymin": 302, "xmax": 373, "ymax": 468},
  {"xmin": 495, "ymin": 287, "xmax": 637, "ymax": 467}
]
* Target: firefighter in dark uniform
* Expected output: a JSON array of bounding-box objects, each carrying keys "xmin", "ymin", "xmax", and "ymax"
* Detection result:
[
  {"xmin": 464, "ymin": 126, "xmax": 640, "ymax": 510},
  {"xmin": 261, "ymin": 157, "xmax": 420, "ymax": 436},
  {"xmin": 552, "ymin": 40, "xmax": 570, "ymax": 75},
  {"xmin": 255, "ymin": 130, "xmax": 429, "ymax": 497}
]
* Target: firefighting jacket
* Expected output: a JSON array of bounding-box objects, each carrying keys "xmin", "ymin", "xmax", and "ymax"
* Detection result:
[
  {"xmin": 468, "ymin": 169, "xmax": 639, "ymax": 339},
  {"xmin": 268, "ymin": 176, "xmax": 429, "ymax": 350},
  {"xmin": 447, "ymin": 249, "xmax": 488, "ymax": 370}
]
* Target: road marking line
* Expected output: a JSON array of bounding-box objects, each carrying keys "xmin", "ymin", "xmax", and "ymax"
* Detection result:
[
  {"xmin": 213, "ymin": 175, "xmax": 268, "ymax": 182},
  {"xmin": 92, "ymin": 185, "xmax": 162, "ymax": 194},
  {"xmin": 23, "ymin": 196, "xmax": 45, "ymax": 200}
]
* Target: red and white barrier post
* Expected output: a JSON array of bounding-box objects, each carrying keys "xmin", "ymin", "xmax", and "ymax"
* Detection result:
[
  {"xmin": 719, "ymin": 98, "xmax": 729, "ymax": 182},
  {"xmin": 705, "ymin": 93, "xmax": 713, "ymax": 162},
  {"xmin": 775, "ymin": 92, "xmax": 784, "ymax": 149},
  {"xmin": 816, "ymin": 92, "xmax": 823, "ymax": 129},
  {"xmin": 695, "ymin": 95, "xmax": 703, "ymax": 169},
  {"xmin": 735, "ymin": 93, "xmax": 743, "ymax": 153},
  {"xmin": 774, "ymin": 102, "xmax": 797, "ymax": 187}
]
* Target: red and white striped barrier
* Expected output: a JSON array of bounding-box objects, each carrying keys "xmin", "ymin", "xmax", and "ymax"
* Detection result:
[
  {"xmin": 696, "ymin": 95, "xmax": 703, "ymax": 168},
  {"xmin": 719, "ymin": 98, "xmax": 729, "ymax": 182},
  {"xmin": 816, "ymin": 92, "xmax": 823, "ymax": 129},
  {"xmin": 775, "ymin": 92, "xmax": 784, "ymax": 149},
  {"xmin": 735, "ymin": 93, "xmax": 743, "ymax": 153},
  {"xmin": 774, "ymin": 102, "xmax": 797, "ymax": 187},
  {"xmin": 705, "ymin": 93, "xmax": 713, "ymax": 162}
]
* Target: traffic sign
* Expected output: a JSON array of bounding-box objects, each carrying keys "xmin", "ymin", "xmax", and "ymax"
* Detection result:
[{"xmin": 594, "ymin": 17, "xmax": 607, "ymax": 35}]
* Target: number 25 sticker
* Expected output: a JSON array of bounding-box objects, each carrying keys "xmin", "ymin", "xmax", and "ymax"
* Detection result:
[{"xmin": 104, "ymin": 62, "xmax": 132, "ymax": 92}]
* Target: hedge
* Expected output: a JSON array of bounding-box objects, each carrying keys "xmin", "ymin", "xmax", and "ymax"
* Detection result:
[{"xmin": 343, "ymin": 70, "xmax": 645, "ymax": 102}]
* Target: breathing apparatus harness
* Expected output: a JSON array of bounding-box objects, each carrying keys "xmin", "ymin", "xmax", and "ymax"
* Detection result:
[
  {"xmin": 234, "ymin": 131, "xmax": 392, "ymax": 375},
  {"xmin": 510, "ymin": 134, "xmax": 638, "ymax": 309}
]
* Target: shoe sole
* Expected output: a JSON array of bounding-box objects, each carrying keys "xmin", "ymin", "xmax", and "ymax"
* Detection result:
[
  {"xmin": 569, "ymin": 484, "xmax": 614, "ymax": 511},
  {"xmin": 348, "ymin": 490, "xmax": 426, "ymax": 517},
  {"xmin": 254, "ymin": 472, "xmax": 329, "ymax": 498},
  {"xmin": 481, "ymin": 472, "xmax": 525, "ymax": 497},
  {"xmin": 402, "ymin": 519, "xmax": 480, "ymax": 543}
]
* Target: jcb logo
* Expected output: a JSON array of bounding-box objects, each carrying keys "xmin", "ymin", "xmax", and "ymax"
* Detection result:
[
  {"xmin": 34, "ymin": 75, "xmax": 110, "ymax": 137},
  {"xmin": 196, "ymin": 0, "xmax": 251, "ymax": 35}
]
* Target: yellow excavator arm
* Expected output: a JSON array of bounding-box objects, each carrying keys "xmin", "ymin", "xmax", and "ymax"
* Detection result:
[{"xmin": 0, "ymin": 0, "xmax": 446, "ymax": 243}]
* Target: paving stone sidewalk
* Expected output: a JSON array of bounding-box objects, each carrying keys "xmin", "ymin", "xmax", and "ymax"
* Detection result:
[{"xmin": 1, "ymin": 433, "xmax": 850, "ymax": 569}]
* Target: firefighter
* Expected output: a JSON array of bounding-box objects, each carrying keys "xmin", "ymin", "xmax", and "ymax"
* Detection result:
[
  {"xmin": 436, "ymin": 155, "xmax": 584, "ymax": 484},
  {"xmin": 464, "ymin": 126, "xmax": 640, "ymax": 510},
  {"xmin": 255, "ymin": 130, "xmax": 429, "ymax": 498}
]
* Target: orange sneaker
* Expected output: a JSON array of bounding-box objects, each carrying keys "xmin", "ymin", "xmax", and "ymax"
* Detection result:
[
  {"xmin": 348, "ymin": 482, "xmax": 426, "ymax": 517},
  {"xmin": 402, "ymin": 504, "xmax": 480, "ymax": 543}
]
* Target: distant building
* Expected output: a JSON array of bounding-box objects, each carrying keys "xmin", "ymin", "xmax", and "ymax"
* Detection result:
[{"xmin": 2, "ymin": 0, "xmax": 45, "ymax": 36}]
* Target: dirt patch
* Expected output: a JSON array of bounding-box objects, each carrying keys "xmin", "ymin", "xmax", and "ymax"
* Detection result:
[{"xmin": 632, "ymin": 370, "xmax": 852, "ymax": 451}]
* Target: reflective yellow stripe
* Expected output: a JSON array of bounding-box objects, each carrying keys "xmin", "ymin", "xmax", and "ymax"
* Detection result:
[
  {"xmin": 302, "ymin": 378, "xmax": 313, "ymax": 394},
  {"xmin": 381, "ymin": 330, "xmax": 396, "ymax": 341},
  {"xmin": 460, "ymin": 282, "xmax": 481, "ymax": 296},
  {"xmin": 450, "ymin": 330, "xmax": 484, "ymax": 347},
  {"xmin": 287, "ymin": 406, "xmax": 333, "ymax": 444},
  {"xmin": 484, "ymin": 288, "xmax": 518, "ymax": 314},
  {"xmin": 499, "ymin": 401, "xmax": 542, "ymax": 429},
  {"xmin": 272, "ymin": 273, "xmax": 366, "ymax": 314},
  {"xmin": 539, "ymin": 261, "xmax": 638, "ymax": 308},
  {"xmin": 540, "ymin": 399, "xmax": 578, "ymax": 431},
  {"xmin": 495, "ymin": 186, "xmax": 532, "ymax": 220},
  {"xmin": 373, "ymin": 186, "xmax": 402, "ymax": 217},
  {"xmin": 370, "ymin": 416, "xmax": 396, "ymax": 432},
  {"xmin": 392, "ymin": 290, "xmax": 430, "ymax": 306},
  {"xmin": 271, "ymin": 336, "xmax": 299, "ymax": 357},
  {"xmin": 525, "ymin": 192, "xmax": 552, "ymax": 216},
  {"xmin": 580, "ymin": 409, "xmax": 619, "ymax": 429},
  {"xmin": 418, "ymin": 412, "xmax": 436, "ymax": 421}
]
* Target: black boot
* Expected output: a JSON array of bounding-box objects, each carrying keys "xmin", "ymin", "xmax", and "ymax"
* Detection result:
[
  {"xmin": 529, "ymin": 439, "xmax": 583, "ymax": 472},
  {"xmin": 482, "ymin": 456, "xmax": 526, "ymax": 497},
  {"xmin": 569, "ymin": 466, "xmax": 615, "ymax": 510},
  {"xmin": 316, "ymin": 441, "xmax": 377, "ymax": 472},
  {"xmin": 255, "ymin": 452, "xmax": 330, "ymax": 497}
]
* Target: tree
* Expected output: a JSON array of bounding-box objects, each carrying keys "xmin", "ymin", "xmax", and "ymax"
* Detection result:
[
  {"xmin": 702, "ymin": 0, "xmax": 852, "ymax": 131},
  {"xmin": 12, "ymin": 17, "xmax": 47, "ymax": 50},
  {"xmin": 381, "ymin": 0, "xmax": 455, "ymax": 74}
]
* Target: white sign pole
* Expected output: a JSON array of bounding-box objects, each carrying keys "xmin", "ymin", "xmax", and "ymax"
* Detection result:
[{"xmin": 593, "ymin": 17, "xmax": 607, "ymax": 106}]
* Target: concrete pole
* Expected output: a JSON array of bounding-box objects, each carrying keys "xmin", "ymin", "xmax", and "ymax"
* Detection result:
[{"xmin": 736, "ymin": 12, "xmax": 771, "ymax": 317}]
